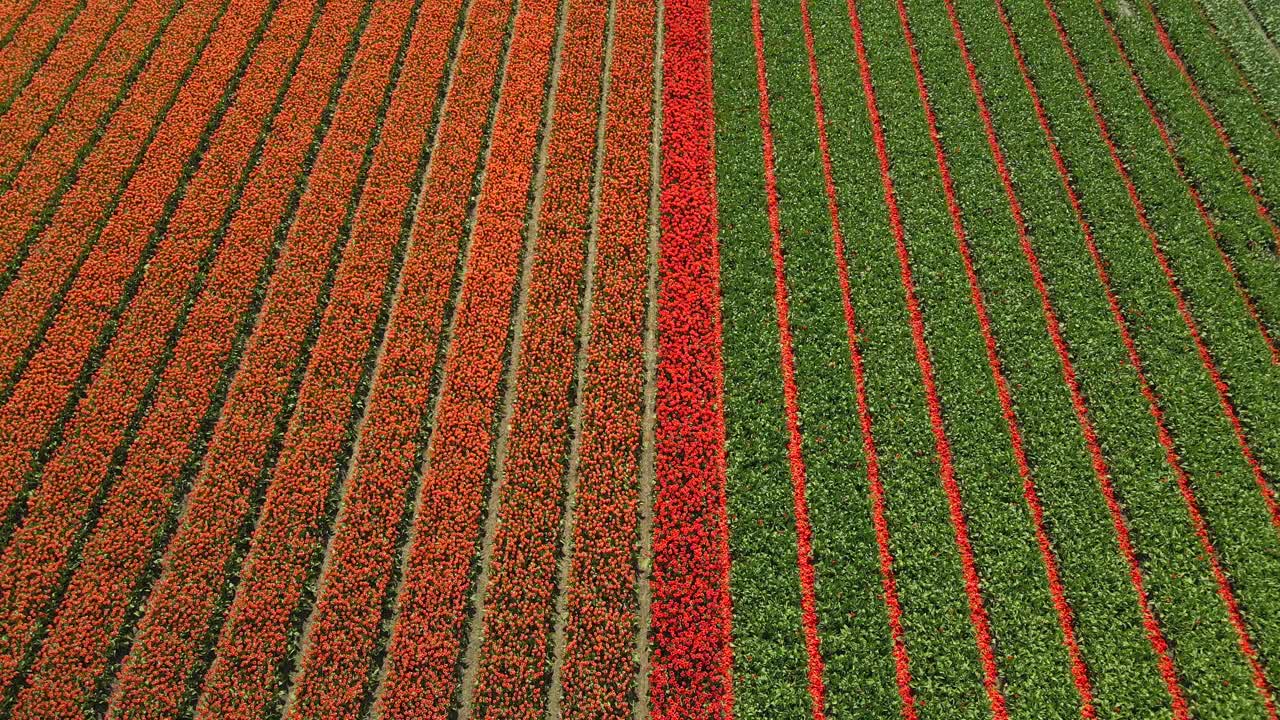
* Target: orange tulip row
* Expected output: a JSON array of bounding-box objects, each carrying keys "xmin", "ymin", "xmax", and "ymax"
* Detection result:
[
  {"xmin": 249, "ymin": 0, "xmax": 522, "ymax": 716},
  {"xmin": 189, "ymin": 0, "xmax": 477, "ymax": 717},
  {"xmin": 0, "ymin": 0, "xmax": 239, "ymax": 536},
  {"xmin": 94, "ymin": 0, "xmax": 422, "ymax": 715},
  {"xmin": 0, "ymin": 0, "xmax": 38, "ymax": 47},
  {"xmin": 0, "ymin": 0, "xmax": 80, "ymax": 105},
  {"xmin": 0, "ymin": 0, "xmax": 283, "ymax": 421},
  {"xmin": 0, "ymin": 0, "xmax": 188, "ymax": 272},
  {"xmin": 0, "ymin": 0, "xmax": 363, "ymax": 712},
  {"xmin": 0, "ymin": 0, "xmax": 284, "ymax": 691},
  {"xmin": 149, "ymin": 2, "xmax": 446, "ymax": 718},
  {"xmin": 369, "ymin": 0, "xmax": 564, "ymax": 713},
  {"xmin": 0, "ymin": 0, "xmax": 149, "ymax": 187},
  {"xmin": 468, "ymin": 0, "xmax": 608, "ymax": 714},
  {"xmin": 648, "ymin": 0, "xmax": 736, "ymax": 717},
  {"xmin": 555, "ymin": 0, "xmax": 656, "ymax": 715},
  {"xmin": 0, "ymin": 0, "xmax": 230, "ymax": 391}
]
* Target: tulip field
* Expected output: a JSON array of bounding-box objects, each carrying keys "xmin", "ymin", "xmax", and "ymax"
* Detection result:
[{"xmin": 0, "ymin": 0, "xmax": 1278, "ymax": 714}]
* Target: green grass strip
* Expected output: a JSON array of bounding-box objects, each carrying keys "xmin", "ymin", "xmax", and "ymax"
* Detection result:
[
  {"xmin": 907, "ymin": 0, "xmax": 1183, "ymax": 716},
  {"xmin": 1242, "ymin": 0, "xmax": 1280, "ymax": 47},
  {"xmin": 1053, "ymin": 0, "xmax": 1280, "ymax": 689}
]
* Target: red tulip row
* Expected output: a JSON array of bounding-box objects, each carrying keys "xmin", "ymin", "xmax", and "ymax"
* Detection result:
[
  {"xmin": 795, "ymin": 0, "xmax": 917, "ymax": 711},
  {"xmin": 0, "ymin": 0, "xmax": 79, "ymax": 103},
  {"xmin": 0, "ymin": 0, "xmax": 228, "ymax": 391},
  {"xmin": 1094, "ymin": 0, "xmax": 1280, "ymax": 370},
  {"xmin": 1184, "ymin": 0, "xmax": 1280, "ymax": 139},
  {"xmin": 96, "ymin": 0, "xmax": 417, "ymax": 714},
  {"xmin": 984, "ymin": 0, "xmax": 1192, "ymax": 713},
  {"xmin": 1039, "ymin": 0, "xmax": 1280, "ymax": 568},
  {"xmin": 0, "ymin": 0, "xmax": 185, "ymax": 269},
  {"xmin": 273, "ymin": 0, "xmax": 522, "ymax": 714},
  {"xmin": 0, "ymin": 0, "xmax": 133, "ymax": 181},
  {"xmin": 554, "ymin": 0, "xmax": 655, "ymax": 715},
  {"xmin": 977, "ymin": 0, "xmax": 1280, "ymax": 712},
  {"xmin": 0, "ymin": 2, "xmax": 330, "ymax": 717},
  {"xmin": 1064, "ymin": 0, "xmax": 1280, "ymax": 504},
  {"xmin": 367, "ymin": 0, "xmax": 563, "ymax": 712},
  {"xmin": 1133, "ymin": 2, "xmax": 1280, "ymax": 248},
  {"xmin": 1096, "ymin": 0, "xmax": 1280, "ymax": 397},
  {"xmin": 746, "ymin": 2, "xmax": 828, "ymax": 716},
  {"xmin": 184, "ymin": 1, "xmax": 467, "ymax": 718},
  {"xmin": 1068, "ymin": 0, "xmax": 1280, "ymax": 694},
  {"xmin": 468, "ymin": 0, "xmax": 607, "ymax": 714},
  {"xmin": 648, "ymin": 0, "xmax": 735, "ymax": 716}
]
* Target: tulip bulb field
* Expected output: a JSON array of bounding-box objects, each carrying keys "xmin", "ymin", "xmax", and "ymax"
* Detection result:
[{"xmin": 0, "ymin": 0, "xmax": 1278, "ymax": 715}]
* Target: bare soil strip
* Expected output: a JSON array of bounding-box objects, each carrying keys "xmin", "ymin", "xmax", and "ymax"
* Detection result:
[{"xmin": 632, "ymin": 0, "xmax": 664, "ymax": 716}]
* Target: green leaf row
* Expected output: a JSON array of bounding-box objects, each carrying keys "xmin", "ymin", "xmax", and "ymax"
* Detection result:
[
  {"xmin": 1143, "ymin": 0, "xmax": 1280, "ymax": 213},
  {"xmin": 1191, "ymin": 0, "xmax": 1280, "ymax": 124},
  {"xmin": 957, "ymin": 0, "xmax": 1280, "ymax": 713},
  {"xmin": 709, "ymin": 0, "xmax": 812, "ymax": 714},
  {"xmin": 1092, "ymin": 0, "xmax": 1280, "ymax": 308}
]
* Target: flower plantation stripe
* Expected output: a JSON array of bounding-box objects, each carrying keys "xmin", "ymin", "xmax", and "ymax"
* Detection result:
[
  {"xmin": 1130, "ymin": 1, "xmax": 1280, "ymax": 248},
  {"xmin": 746, "ymin": 2, "xmax": 828, "ymax": 716},
  {"xmin": 368, "ymin": 0, "xmax": 566, "ymax": 710},
  {"xmin": 0, "ymin": 0, "xmax": 277, "ymax": 658},
  {"xmin": 1186, "ymin": 0, "xmax": 1280, "ymax": 134},
  {"xmin": 0, "ymin": 0, "xmax": 82, "ymax": 103},
  {"xmin": 2, "ymin": 0, "xmax": 379, "ymax": 711},
  {"xmin": 0, "ymin": 0, "xmax": 136, "ymax": 179},
  {"xmin": 0, "ymin": 0, "xmax": 41, "ymax": 46},
  {"xmin": 648, "ymin": 0, "xmax": 735, "ymax": 716},
  {"xmin": 0, "ymin": 0, "xmax": 194, "ymax": 272},
  {"xmin": 0, "ymin": 0, "xmax": 241, "ymax": 401},
  {"xmin": 181, "ymin": 0, "xmax": 447, "ymax": 714},
  {"xmin": 843, "ymin": 0, "xmax": 1010, "ymax": 715},
  {"xmin": 1032, "ymin": 0, "xmax": 1280, "ymax": 530},
  {"xmin": 794, "ymin": 0, "xmax": 916, "ymax": 714},
  {"xmin": 891, "ymin": 0, "xmax": 1097, "ymax": 713}
]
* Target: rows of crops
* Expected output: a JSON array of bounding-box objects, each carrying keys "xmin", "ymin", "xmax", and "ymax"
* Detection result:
[
  {"xmin": 0, "ymin": 0, "xmax": 666, "ymax": 714},
  {"xmin": 1, "ymin": 0, "xmax": 1277, "ymax": 715},
  {"xmin": 710, "ymin": 0, "xmax": 1280, "ymax": 715}
]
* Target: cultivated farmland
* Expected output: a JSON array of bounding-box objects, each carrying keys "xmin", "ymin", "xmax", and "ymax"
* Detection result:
[{"xmin": 0, "ymin": 0, "xmax": 1276, "ymax": 716}]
